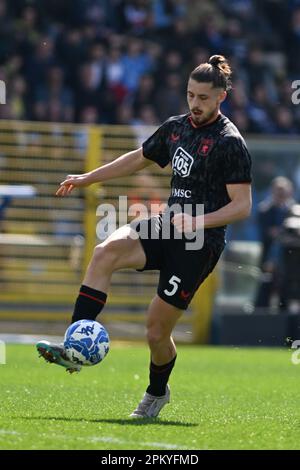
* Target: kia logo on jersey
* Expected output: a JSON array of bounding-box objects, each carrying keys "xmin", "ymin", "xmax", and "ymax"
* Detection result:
[{"xmin": 172, "ymin": 147, "xmax": 193, "ymax": 177}]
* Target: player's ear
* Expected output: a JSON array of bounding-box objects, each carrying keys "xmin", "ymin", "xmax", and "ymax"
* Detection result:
[{"xmin": 219, "ymin": 90, "xmax": 227, "ymax": 104}]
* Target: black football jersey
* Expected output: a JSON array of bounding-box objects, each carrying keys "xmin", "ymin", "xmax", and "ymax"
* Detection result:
[{"xmin": 142, "ymin": 113, "xmax": 252, "ymax": 245}]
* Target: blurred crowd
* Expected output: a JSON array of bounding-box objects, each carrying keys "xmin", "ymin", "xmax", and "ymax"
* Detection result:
[{"xmin": 0, "ymin": 0, "xmax": 300, "ymax": 133}]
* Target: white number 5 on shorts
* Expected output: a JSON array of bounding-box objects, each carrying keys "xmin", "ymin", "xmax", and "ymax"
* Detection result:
[{"xmin": 164, "ymin": 275, "xmax": 181, "ymax": 296}]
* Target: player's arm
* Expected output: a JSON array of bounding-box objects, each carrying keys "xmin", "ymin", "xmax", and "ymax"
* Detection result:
[
  {"xmin": 202, "ymin": 183, "xmax": 252, "ymax": 228},
  {"xmin": 172, "ymin": 184, "xmax": 252, "ymax": 232},
  {"xmin": 56, "ymin": 147, "xmax": 153, "ymax": 196},
  {"xmin": 171, "ymin": 183, "xmax": 252, "ymax": 232}
]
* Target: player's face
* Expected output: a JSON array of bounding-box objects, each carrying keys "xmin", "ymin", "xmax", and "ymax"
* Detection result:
[{"xmin": 187, "ymin": 79, "xmax": 227, "ymax": 126}]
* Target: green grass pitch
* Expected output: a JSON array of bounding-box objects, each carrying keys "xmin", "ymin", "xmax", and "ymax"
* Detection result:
[{"xmin": 0, "ymin": 343, "xmax": 299, "ymax": 450}]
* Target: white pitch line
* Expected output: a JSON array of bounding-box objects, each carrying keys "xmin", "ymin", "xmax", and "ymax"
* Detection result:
[
  {"xmin": 79, "ymin": 435, "xmax": 189, "ymax": 450},
  {"xmin": 0, "ymin": 429, "xmax": 191, "ymax": 450}
]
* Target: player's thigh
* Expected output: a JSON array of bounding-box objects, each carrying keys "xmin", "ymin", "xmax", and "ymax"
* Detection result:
[
  {"xmin": 146, "ymin": 295, "xmax": 183, "ymax": 338},
  {"xmin": 99, "ymin": 224, "xmax": 146, "ymax": 270},
  {"xmin": 158, "ymin": 243, "xmax": 222, "ymax": 310}
]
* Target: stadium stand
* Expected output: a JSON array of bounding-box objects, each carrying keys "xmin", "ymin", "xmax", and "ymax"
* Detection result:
[{"xmin": 0, "ymin": 0, "xmax": 299, "ymax": 134}]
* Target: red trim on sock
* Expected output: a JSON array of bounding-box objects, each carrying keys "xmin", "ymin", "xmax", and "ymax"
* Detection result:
[{"xmin": 79, "ymin": 292, "xmax": 106, "ymax": 305}]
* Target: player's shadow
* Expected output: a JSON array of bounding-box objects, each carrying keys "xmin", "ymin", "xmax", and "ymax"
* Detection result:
[
  {"xmin": 85, "ymin": 418, "xmax": 198, "ymax": 427},
  {"xmin": 13, "ymin": 416, "xmax": 198, "ymax": 427}
]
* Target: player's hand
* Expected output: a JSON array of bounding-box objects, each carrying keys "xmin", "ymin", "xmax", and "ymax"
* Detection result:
[
  {"xmin": 171, "ymin": 213, "xmax": 196, "ymax": 233},
  {"xmin": 56, "ymin": 173, "xmax": 92, "ymax": 196}
]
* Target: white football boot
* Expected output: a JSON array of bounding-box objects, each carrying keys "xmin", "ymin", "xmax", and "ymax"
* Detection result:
[{"xmin": 130, "ymin": 385, "xmax": 170, "ymax": 418}]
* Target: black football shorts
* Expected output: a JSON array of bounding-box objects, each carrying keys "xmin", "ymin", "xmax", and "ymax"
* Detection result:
[{"xmin": 131, "ymin": 214, "xmax": 224, "ymax": 310}]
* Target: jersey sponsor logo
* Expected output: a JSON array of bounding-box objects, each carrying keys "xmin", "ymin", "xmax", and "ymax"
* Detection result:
[
  {"xmin": 170, "ymin": 133, "xmax": 180, "ymax": 142},
  {"xmin": 172, "ymin": 147, "xmax": 194, "ymax": 177},
  {"xmin": 198, "ymin": 138, "xmax": 214, "ymax": 157},
  {"xmin": 171, "ymin": 188, "xmax": 192, "ymax": 198}
]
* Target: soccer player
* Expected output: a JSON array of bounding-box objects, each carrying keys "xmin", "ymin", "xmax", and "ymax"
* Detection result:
[{"xmin": 37, "ymin": 55, "xmax": 252, "ymax": 418}]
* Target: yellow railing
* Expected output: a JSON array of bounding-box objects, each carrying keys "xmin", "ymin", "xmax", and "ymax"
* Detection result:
[
  {"xmin": 0, "ymin": 120, "xmax": 221, "ymax": 340},
  {"xmin": 84, "ymin": 126, "xmax": 102, "ymax": 270}
]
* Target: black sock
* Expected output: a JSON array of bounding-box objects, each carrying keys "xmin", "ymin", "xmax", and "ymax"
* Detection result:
[
  {"xmin": 146, "ymin": 355, "xmax": 177, "ymax": 397},
  {"xmin": 71, "ymin": 285, "xmax": 107, "ymax": 323}
]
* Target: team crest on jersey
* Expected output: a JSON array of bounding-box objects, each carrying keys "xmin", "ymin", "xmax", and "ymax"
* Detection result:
[
  {"xmin": 172, "ymin": 147, "xmax": 194, "ymax": 177},
  {"xmin": 198, "ymin": 138, "xmax": 214, "ymax": 157}
]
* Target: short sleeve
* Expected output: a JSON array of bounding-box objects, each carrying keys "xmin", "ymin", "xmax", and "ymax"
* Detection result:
[
  {"xmin": 142, "ymin": 120, "xmax": 170, "ymax": 168},
  {"xmin": 222, "ymin": 136, "xmax": 252, "ymax": 184}
]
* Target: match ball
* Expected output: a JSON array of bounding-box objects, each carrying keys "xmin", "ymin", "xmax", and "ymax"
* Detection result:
[{"xmin": 64, "ymin": 319, "xmax": 110, "ymax": 366}]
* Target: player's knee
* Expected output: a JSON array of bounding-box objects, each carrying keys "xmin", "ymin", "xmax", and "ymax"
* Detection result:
[
  {"xmin": 146, "ymin": 327, "xmax": 168, "ymax": 347},
  {"xmin": 92, "ymin": 243, "xmax": 118, "ymax": 270}
]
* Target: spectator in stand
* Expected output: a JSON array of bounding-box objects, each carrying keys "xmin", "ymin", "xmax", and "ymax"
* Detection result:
[
  {"xmin": 121, "ymin": 38, "xmax": 152, "ymax": 92},
  {"xmin": 160, "ymin": 50, "xmax": 183, "ymax": 77},
  {"xmin": 255, "ymin": 177, "xmax": 295, "ymax": 310},
  {"xmin": 286, "ymin": 8, "xmax": 300, "ymax": 76},
  {"xmin": 106, "ymin": 47, "xmax": 128, "ymax": 104},
  {"xmin": 122, "ymin": 0, "xmax": 152, "ymax": 36},
  {"xmin": 0, "ymin": 0, "xmax": 14, "ymax": 63},
  {"xmin": 244, "ymin": 47, "xmax": 276, "ymax": 93},
  {"xmin": 33, "ymin": 65, "xmax": 74, "ymax": 122},
  {"xmin": 116, "ymin": 102, "xmax": 135, "ymax": 125},
  {"xmin": 154, "ymin": 72, "xmax": 185, "ymax": 121},
  {"xmin": 166, "ymin": 18, "xmax": 198, "ymax": 56},
  {"xmin": 9, "ymin": 75, "xmax": 28, "ymax": 120},
  {"xmin": 23, "ymin": 37, "xmax": 57, "ymax": 115},
  {"xmin": 231, "ymin": 108, "xmax": 252, "ymax": 133},
  {"xmin": 273, "ymin": 106, "xmax": 298, "ymax": 134},
  {"xmin": 248, "ymin": 84, "xmax": 276, "ymax": 133},
  {"xmin": 56, "ymin": 29, "xmax": 86, "ymax": 85},
  {"xmin": 133, "ymin": 104, "xmax": 159, "ymax": 126},
  {"xmin": 132, "ymin": 74, "xmax": 156, "ymax": 115},
  {"xmin": 223, "ymin": 18, "xmax": 248, "ymax": 61}
]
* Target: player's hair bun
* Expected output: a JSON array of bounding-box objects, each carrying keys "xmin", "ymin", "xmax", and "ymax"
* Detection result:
[
  {"xmin": 208, "ymin": 55, "xmax": 227, "ymax": 67},
  {"xmin": 208, "ymin": 55, "xmax": 232, "ymax": 79},
  {"xmin": 190, "ymin": 54, "xmax": 232, "ymax": 91}
]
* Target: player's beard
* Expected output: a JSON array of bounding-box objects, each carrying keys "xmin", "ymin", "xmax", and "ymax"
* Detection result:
[{"xmin": 191, "ymin": 106, "xmax": 219, "ymax": 126}]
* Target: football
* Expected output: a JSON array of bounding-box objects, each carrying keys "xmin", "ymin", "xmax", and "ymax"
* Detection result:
[{"xmin": 64, "ymin": 319, "xmax": 110, "ymax": 366}]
